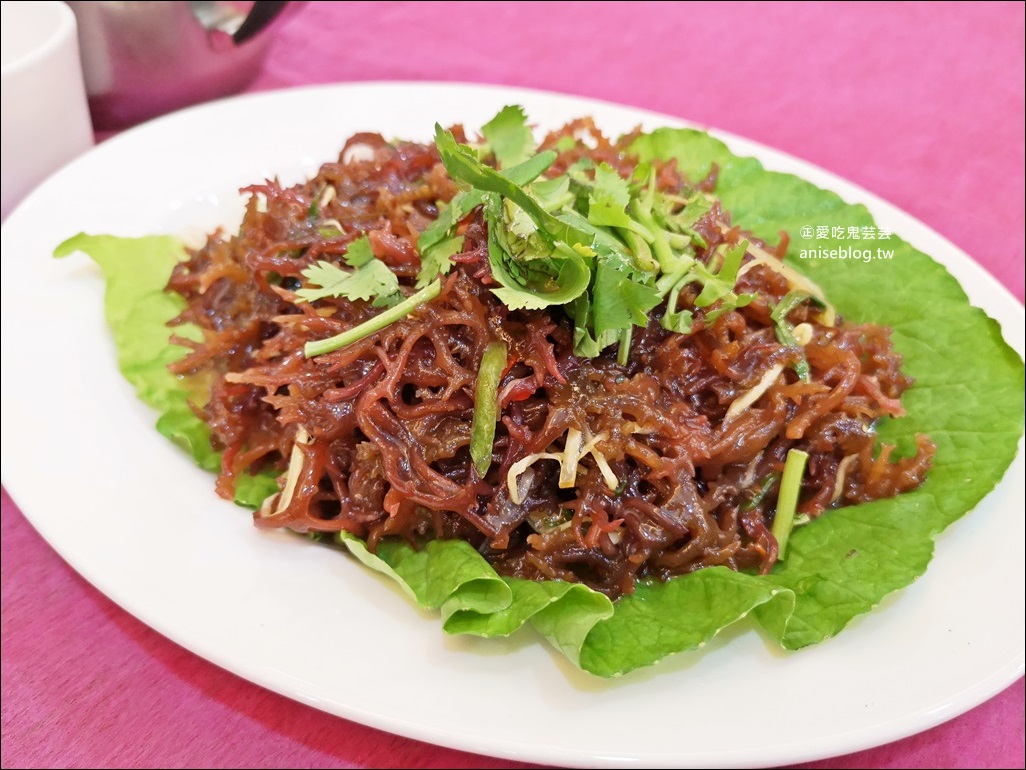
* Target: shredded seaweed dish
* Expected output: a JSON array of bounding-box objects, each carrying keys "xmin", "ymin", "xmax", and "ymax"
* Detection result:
[{"xmin": 57, "ymin": 107, "xmax": 1024, "ymax": 676}]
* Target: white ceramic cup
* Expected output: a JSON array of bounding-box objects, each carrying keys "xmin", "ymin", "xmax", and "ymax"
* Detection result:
[{"xmin": 1, "ymin": 1, "xmax": 93, "ymax": 220}]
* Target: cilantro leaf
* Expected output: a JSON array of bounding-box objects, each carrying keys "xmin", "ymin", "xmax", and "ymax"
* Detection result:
[
  {"xmin": 481, "ymin": 104, "xmax": 534, "ymax": 169},
  {"xmin": 297, "ymin": 235, "xmax": 401, "ymax": 307},
  {"xmin": 587, "ymin": 163, "xmax": 634, "ymax": 229},
  {"xmin": 586, "ymin": 164, "xmax": 651, "ymax": 243},
  {"xmin": 342, "ymin": 235, "xmax": 375, "ymax": 267},
  {"xmin": 693, "ymin": 241, "xmax": 755, "ymax": 323},
  {"xmin": 435, "ymin": 124, "xmax": 590, "ymax": 249},
  {"xmin": 591, "ymin": 247, "xmax": 661, "ymax": 338},
  {"xmin": 485, "ymin": 194, "xmax": 591, "ymax": 310},
  {"xmin": 298, "ymin": 259, "xmax": 401, "ymax": 306},
  {"xmin": 416, "ymin": 189, "xmax": 486, "ymax": 287},
  {"xmin": 417, "ymin": 235, "xmax": 465, "ymax": 289},
  {"xmin": 660, "ymin": 192, "xmax": 713, "ymax": 231},
  {"xmin": 414, "ymin": 151, "xmax": 557, "ymax": 289}
]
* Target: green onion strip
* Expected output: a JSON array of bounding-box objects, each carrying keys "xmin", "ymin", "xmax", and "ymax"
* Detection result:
[
  {"xmin": 772, "ymin": 448, "xmax": 809, "ymax": 560},
  {"xmin": 470, "ymin": 341, "xmax": 509, "ymax": 476}
]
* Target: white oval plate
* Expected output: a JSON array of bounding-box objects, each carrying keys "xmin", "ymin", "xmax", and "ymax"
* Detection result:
[{"xmin": 1, "ymin": 83, "xmax": 1022, "ymax": 769}]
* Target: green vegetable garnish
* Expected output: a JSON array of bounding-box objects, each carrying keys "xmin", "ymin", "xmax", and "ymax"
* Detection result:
[
  {"xmin": 296, "ymin": 235, "xmax": 401, "ymax": 308},
  {"xmin": 693, "ymin": 241, "xmax": 752, "ymax": 312},
  {"xmin": 303, "ymin": 280, "xmax": 441, "ymax": 357},
  {"xmin": 739, "ymin": 472, "xmax": 781, "ymax": 513},
  {"xmin": 480, "ymin": 104, "xmax": 535, "ymax": 168},
  {"xmin": 770, "ymin": 290, "xmax": 821, "ymax": 381},
  {"xmin": 414, "ymin": 150, "xmax": 563, "ymax": 289},
  {"xmin": 470, "ymin": 341, "xmax": 508, "ymax": 476},
  {"xmin": 484, "ymin": 193, "xmax": 593, "ymax": 311},
  {"xmin": 429, "ymin": 109, "xmax": 755, "ymax": 360},
  {"xmin": 415, "ymin": 189, "xmax": 486, "ymax": 287},
  {"xmin": 772, "ymin": 449, "xmax": 809, "ymax": 560},
  {"xmin": 294, "ymin": 234, "xmax": 442, "ymax": 357}
]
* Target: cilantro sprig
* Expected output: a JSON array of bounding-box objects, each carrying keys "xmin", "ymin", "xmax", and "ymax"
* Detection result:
[
  {"xmin": 298, "ymin": 235, "xmax": 436, "ymax": 357},
  {"xmin": 297, "ymin": 235, "xmax": 401, "ymax": 308},
  {"xmin": 424, "ymin": 106, "xmax": 756, "ymax": 360}
]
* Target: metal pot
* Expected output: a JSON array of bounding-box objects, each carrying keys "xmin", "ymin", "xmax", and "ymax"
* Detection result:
[{"xmin": 67, "ymin": 1, "xmax": 296, "ymax": 130}]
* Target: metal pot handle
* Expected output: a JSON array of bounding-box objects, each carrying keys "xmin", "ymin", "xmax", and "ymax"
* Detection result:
[
  {"xmin": 189, "ymin": 1, "xmax": 293, "ymax": 47},
  {"xmin": 232, "ymin": 1, "xmax": 289, "ymax": 45}
]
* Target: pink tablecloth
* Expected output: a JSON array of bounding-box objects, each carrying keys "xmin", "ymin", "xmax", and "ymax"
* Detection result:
[{"xmin": 2, "ymin": 2, "xmax": 1023, "ymax": 768}]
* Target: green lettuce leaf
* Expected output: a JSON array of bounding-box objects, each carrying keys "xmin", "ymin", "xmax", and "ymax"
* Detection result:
[
  {"xmin": 632, "ymin": 128, "xmax": 1025, "ymax": 651},
  {"xmin": 55, "ymin": 125, "xmax": 1024, "ymax": 677},
  {"xmin": 337, "ymin": 533, "xmax": 614, "ymax": 666},
  {"xmin": 54, "ymin": 233, "xmax": 278, "ymax": 508}
]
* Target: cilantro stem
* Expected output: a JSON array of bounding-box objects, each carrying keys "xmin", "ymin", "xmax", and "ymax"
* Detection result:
[
  {"xmin": 628, "ymin": 199, "xmax": 677, "ymax": 273},
  {"xmin": 622, "ymin": 230, "xmax": 658, "ymax": 272},
  {"xmin": 470, "ymin": 341, "xmax": 508, "ymax": 476},
  {"xmin": 772, "ymin": 449, "xmax": 809, "ymax": 560},
  {"xmin": 667, "ymin": 232, "xmax": 699, "ymax": 250},
  {"xmin": 304, "ymin": 280, "xmax": 441, "ymax": 357},
  {"xmin": 617, "ymin": 327, "xmax": 632, "ymax": 366}
]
